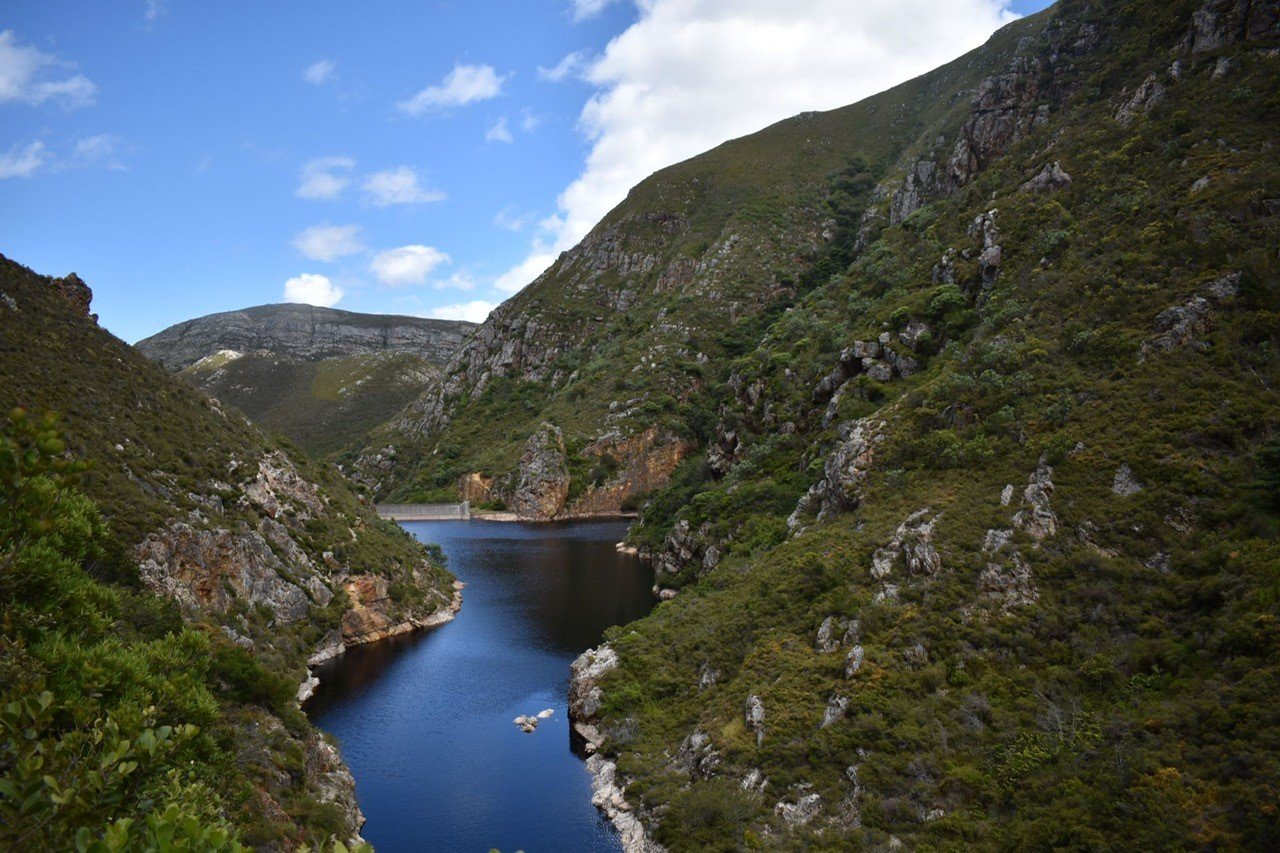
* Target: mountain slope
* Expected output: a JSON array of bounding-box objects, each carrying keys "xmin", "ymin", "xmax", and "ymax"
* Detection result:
[
  {"xmin": 555, "ymin": 0, "xmax": 1280, "ymax": 848},
  {"xmin": 137, "ymin": 305, "xmax": 475, "ymax": 455},
  {"xmin": 0, "ymin": 256, "xmax": 460, "ymax": 847},
  {"xmin": 350, "ymin": 3, "xmax": 1058, "ymax": 514}
]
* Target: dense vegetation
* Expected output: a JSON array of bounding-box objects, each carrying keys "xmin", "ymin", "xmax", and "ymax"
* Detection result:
[
  {"xmin": 0, "ymin": 410, "xmax": 367, "ymax": 851},
  {"xmin": 181, "ymin": 351, "xmax": 443, "ymax": 458},
  {"xmin": 358, "ymin": 0, "xmax": 1280, "ymax": 847},
  {"xmin": 582, "ymin": 1, "xmax": 1280, "ymax": 847},
  {"xmin": 0, "ymin": 256, "xmax": 456, "ymax": 847}
]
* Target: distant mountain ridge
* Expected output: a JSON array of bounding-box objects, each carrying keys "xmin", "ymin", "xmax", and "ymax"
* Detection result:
[
  {"xmin": 136, "ymin": 303, "xmax": 475, "ymax": 371},
  {"xmin": 134, "ymin": 304, "xmax": 477, "ymax": 456}
]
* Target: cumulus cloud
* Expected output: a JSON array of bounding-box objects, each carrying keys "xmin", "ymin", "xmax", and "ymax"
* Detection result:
[
  {"xmin": 497, "ymin": 0, "xmax": 1017, "ymax": 294},
  {"xmin": 538, "ymin": 50, "xmax": 589, "ymax": 82},
  {"xmin": 398, "ymin": 63, "xmax": 507, "ymax": 115},
  {"xmin": 494, "ymin": 243, "xmax": 558, "ymax": 294},
  {"xmin": 361, "ymin": 166, "xmax": 445, "ymax": 207},
  {"xmin": 297, "ymin": 155, "xmax": 355, "ymax": 200},
  {"xmin": 371, "ymin": 245, "xmax": 451, "ymax": 287},
  {"xmin": 424, "ymin": 300, "xmax": 495, "ymax": 323},
  {"xmin": 284, "ymin": 273, "xmax": 343, "ymax": 307},
  {"xmin": 0, "ymin": 30, "xmax": 97, "ymax": 109},
  {"xmin": 291, "ymin": 224, "xmax": 365, "ymax": 262},
  {"xmin": 571, "ymin": 0, "xmax": 623, "ymax": 21},
  {"xmin": 485, "ymin": 116, "xmax": 514, "ymax": 144},
  {"xmin": 303, "ymin": 59, "xmax": 336, "ymax": 85},
  {"xmin": 0, "ymin": 140, "xmax": 48, "ymax": 179},
  {"xmin": 433, "ymin": 272, "xmax": 476, "ymax": 291}
]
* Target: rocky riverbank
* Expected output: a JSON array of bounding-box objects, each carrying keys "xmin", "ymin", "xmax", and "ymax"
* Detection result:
[{"xmin": 569, "ymin": 644, "xmax": 665, "ymax": 853}]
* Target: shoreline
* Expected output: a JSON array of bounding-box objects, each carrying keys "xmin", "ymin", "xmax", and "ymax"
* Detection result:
[
  {"xmin": 298, "ymin": 579, "xmax": 465, "ymax": 704},
  {"xmin": 469, "ymin": 509, "xmax": 641, "ymax": 523}
]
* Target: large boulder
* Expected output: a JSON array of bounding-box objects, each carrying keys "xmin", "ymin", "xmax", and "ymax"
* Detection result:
[{"xmin": 510, "ymin": 423, "xmax": 570, "ymax": 520}]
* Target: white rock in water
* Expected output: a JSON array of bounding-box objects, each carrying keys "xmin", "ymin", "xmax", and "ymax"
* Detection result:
[
  {"xmin": 536, "ymin": 708, "xmax": 555, "ymax": 719},
  {"xmin": 513, "ymin": 715, "xmax": 539, "ymax": 733}
]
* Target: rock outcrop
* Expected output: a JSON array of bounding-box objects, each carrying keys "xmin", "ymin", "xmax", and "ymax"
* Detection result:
[
  {"xmin": 510, "ymin": 423, "xmax": 571, "ymax": 520},
  {"xmin": 137, "ymin": 303, "xmax": 475, "ymax": 371}
]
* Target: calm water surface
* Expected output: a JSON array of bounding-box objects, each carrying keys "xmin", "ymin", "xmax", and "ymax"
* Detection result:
[{"xmin": 307, "ymin": 519, "xmax": 654, "ymax": 853}]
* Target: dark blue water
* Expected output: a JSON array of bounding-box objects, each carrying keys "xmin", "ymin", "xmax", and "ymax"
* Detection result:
[{"xmin": 306, "ymin": 519, "xmax": 654, "ymax": 853}]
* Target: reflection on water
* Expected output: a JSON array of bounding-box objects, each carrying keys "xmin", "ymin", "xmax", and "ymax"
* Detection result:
[{"xmin": 307, "ymin": 520, "xmax": 654, "ymax": 853}]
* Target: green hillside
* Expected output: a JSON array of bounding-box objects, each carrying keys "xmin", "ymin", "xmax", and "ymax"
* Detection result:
[
  {"xmin": 182, "ymin": 350, "xmax": 442, "ymax": 456},
  {"xmin": 0, "ymin": 255, "xmax": 457, "ymax": 849},
  {"xmin": 368, "ymin": 0, "xmax": 1280, "ymax": 847}
]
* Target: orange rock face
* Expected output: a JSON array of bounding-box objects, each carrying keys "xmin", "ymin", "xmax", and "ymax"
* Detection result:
[{"xmin": 569, "ymin": 427, "xmax": 694, "ymax": 516}]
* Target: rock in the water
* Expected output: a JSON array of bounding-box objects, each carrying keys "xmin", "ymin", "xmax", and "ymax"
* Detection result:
[{"xmin": 514, "ymin": 715, "xmax": 539, "ymax": 733}]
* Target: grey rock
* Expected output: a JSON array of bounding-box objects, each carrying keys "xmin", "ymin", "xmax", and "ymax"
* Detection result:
[
  {"xmin": 136, "ymin": 303, "xmax": 475, "ymax": 371},
  {"xmin": 673, "ymin": 730, "xmax": 722, "ymax": 779},
  {"xmin": 978, "ymin": 552, "xmax": 1039, "ymax": 610},
  {"xmin": 1112, "ymin": 464, "xmax": 1145, "ymax": 496},
  {"xmin": 821, "ymin": 696, "xmax": 850, "ymax": 728},
  {"xmin": 1013, "ymin": 458, "xmax": 1058, "ymax": 542},
  {"xmin": 845, "ymin": 645, "xmax": 866, "ymax": 678},
  {"xmin": 1115, "ymin": 74, "xmax": 1165, "ymax": 125},
  {"xmin": 776, "ymin": 792, "xmax": 822, "ymax": 828},
  {"xmin": 510, "ymin": 423, "xmax": 570, "ymax": 520},
  {"xmin": 1021, "ymin": 161, "xmax": 1073, "ymax": 192},
  {"xmin": 745, "ymin": 694, "xmax": 766, "ymax": 746}
]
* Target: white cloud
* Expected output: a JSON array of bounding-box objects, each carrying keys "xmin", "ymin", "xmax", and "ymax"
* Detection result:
[
  {"xmin": 398, "ymin": 63, "xmax": 507, "ymax": 115},
  {"xmin": 538, "ymin": 50, "xmax": 589, "ymax": 82},
  {"xmin": 0, "ymin": 140, "xmax": 48, "ymax": 179},
  {"xmin": 521, "ymin": 109, "xmax": 541, "ymax": 131},
  {"xmin": 303, "ymin": 59, "xmax": 335, "ymax": 85},
  {"xmin": 144, "ymin": 1, "xmax": 167, "ymax": 22},
  {"xmin": 434, "ymin": 272, "xmax": 476, "ymax": 291},
  {"xmin": 297, "ymin": 155, "xmax": 355, "ymax": 200},
  {"xmin": 486, "ymin": 116, "xmax": 514, "ymax": 144},
  {"xmin": 303, "ymin": 59, "xmax": 336, "ymax": 85},
  {"xmin": 361, "ymin": 166, "xmax": 445, "ymax": 207},
  {"xmin": 425, "ymin": 300, "xmax": 495, "ymax": 323},
  {"xmin": 71, "ymin": 134, "xmax": 125, "ymax": 170},
  {"xmin": 291, "ymin": 224, "xmax": 365, "ymax": 262},
  {"xmin": 371, "ymin": 244, "xmax": 451, "ymax": 287},
  {"xmin": 497, "ymin": 0, "xmax": 1018, "ymax": 295},
  {"xmin": 494, "ymin": 242, "xmax": 558, "ymax": 294},
  {"xmin": 0, "ymin": 30, "xmax": 97, "ymax": 109},
  {"xmin": 284, "ymin": 273, "xmax": 343, "ymax": 307},
  {"xmin": 494, "ymin": 205, "xmax": 535, "ymax": 232},
  {"xmin": 572, "ymin": 0, "xmax": 622, "ymax": 21}
]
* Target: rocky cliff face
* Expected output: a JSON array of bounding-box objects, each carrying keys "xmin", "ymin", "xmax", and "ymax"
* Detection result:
[{"xmin": 137, "ymin": 303, "xmax": 475, "ymax": 371}]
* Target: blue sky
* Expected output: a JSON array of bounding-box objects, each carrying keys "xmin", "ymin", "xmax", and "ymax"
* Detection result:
[{"xmin": 2, "ymin": 0, "xmax": 1051, "ymax": 342}]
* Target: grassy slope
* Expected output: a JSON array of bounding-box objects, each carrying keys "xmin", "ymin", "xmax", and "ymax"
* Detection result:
[
  {"xmin": 0, "ymin": 254, "xmax": 455, "ymax": 846},
  {"xmin": 582, "ymin": 0, "xmax": 1280, "ymax": 848},
  {"xmin": 183, "ymin": 350, "xmax": 441, "ymax": 456}
]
